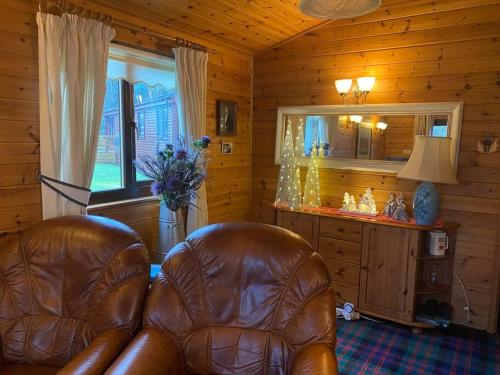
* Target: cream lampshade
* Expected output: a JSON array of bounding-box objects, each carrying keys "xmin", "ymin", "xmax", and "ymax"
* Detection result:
[
  {"xmin": 335, "ymin": 79, "xmax": 352, "ymax": 95},
  {"xmin": 397, "ymin": 136, "xmax": 458, "ymax": 225},
  {"xmin": 398, "ymin": 136, "xmax": 458, "ymax": 184},
  {"xmin": 356, "ymin": 77, "xmax": 376, "ymax": 93}
]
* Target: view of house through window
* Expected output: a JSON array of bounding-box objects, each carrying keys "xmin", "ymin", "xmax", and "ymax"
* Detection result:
[{"xmin": 91, "ymin": 44, "xmax": 177, "ymax": 201}]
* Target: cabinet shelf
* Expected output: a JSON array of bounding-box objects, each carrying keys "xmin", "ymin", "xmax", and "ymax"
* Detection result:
[{"xmin": 416, "ymin": 285, "xmax": 451, "ymax": 295}]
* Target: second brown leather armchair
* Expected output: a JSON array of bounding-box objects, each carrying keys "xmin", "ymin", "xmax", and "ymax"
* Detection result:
[
  {"xmin": 107, "ymin": 222, "xmax": 338, "ymax": 375},
  {"xmin": 0, "ymin": 215, "xmax": 150, "ymax": 375}
]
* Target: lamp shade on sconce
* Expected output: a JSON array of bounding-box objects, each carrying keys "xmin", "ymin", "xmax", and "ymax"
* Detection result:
[
  {"xmin": 349, "ymin": 115, "xmax": 363, "ymax": 124},
  {"xmin": 357, "ymin": 76, "xmax": 376, "ymax": 93},
  {"xmin": 335, "ymin": 79, "xmax": 352, "ymax": 95},
  {"xmin": 376, "ymin": 122, "xmax": 387, "ymax": 130},
  {"xmin": 398, "ymin": 136, "xmax": 458, "ymax": 184},
  {"xmin": 398, "ymin": 136, "xmax": 458, "ymax": 225}
]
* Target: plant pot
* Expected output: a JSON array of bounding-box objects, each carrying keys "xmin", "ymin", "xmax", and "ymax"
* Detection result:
[{"xmin": 155, "ymin": 202, "xmax": 188, "ymax": 263}]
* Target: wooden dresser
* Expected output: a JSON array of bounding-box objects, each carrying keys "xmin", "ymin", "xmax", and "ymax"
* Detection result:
[{"xmin": 275, "ymin": 207, "xmax": 458, "ymax": 330}]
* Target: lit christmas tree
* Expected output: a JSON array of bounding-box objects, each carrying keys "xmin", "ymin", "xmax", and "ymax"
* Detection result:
[
  {"xmin": 275, "ymin": 120, "xmax": 302, "ymax": 209},
  {"xmin": 294, "ymin": 117, "xmax": 305, "ymax": 157},
  {"xmin": 303, "ymin": 142, "xmax": 321, "ymax": 207}
]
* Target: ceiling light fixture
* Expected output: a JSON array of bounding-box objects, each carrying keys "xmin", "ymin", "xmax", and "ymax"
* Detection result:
[{"xmin": 299, "ymin": 0, "xmax": 381, "ymax": 20}]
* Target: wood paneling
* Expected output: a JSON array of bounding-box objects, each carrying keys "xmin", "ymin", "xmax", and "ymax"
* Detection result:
[
  {"xmin": 252, "ymin": 0, "xmax": 500, "ymax": 332},
  {"xmin": 93, "ymin": 0, "xmax": 325, "ymax": 54},
  {"xmin": 0, "ymin": 0, "xmax": 252, "ymax": 253}
]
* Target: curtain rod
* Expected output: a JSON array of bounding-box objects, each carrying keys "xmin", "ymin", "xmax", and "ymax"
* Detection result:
[{"xmin": 41, "ymin": 0, "xmax": 209, "ymax": 53}]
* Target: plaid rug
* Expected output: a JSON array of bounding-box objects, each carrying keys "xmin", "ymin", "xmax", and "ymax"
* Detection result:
[{"xmin": 336, "ymin": 319, "xmax": 500, "ymax": 375}]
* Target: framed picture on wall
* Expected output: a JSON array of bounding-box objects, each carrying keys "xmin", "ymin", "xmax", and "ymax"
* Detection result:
[
  {"xmin": 221, "ymin": 142, "xmax": 233, "ymax": 155},
  {"xmin": 216, "ymin": 100, "xmax": 237, "ymax": 136}
]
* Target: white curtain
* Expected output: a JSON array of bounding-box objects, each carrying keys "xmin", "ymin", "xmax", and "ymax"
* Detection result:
[
  {"xmin": 173, "ymin": 47, "xmax": 208, "ymax": 235},
  {"xmin": 37, "ymin": 13, "xmax": 115, "ymax": 219},
  {"xmin": 414, "ymin": 115, "xmax": 432, "ymax": 136}
]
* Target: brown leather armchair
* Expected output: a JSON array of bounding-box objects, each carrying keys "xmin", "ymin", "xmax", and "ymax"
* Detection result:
[
  {"xmin": 107, "ymin": 222, "xmax": 338, "ymax": 375},
  {"xmin": 0, "ymin": 215, "xmax": 150, "ymax": 375}
]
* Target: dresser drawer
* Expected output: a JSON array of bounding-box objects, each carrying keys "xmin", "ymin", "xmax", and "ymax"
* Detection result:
[
  {"xmin": 325, "ymin": 260, "xmax": 360, "ymax": 286},
  {"xmin": 319, "ymin": 236, "xmax": 361, "ymax": 265},
  {"xmin": 332, "ymin": 282, "xmax": 359, "ymax": 306},
  {"xmin": 320, "ymin": 217, "xmax": 362, "ymax": 242}
]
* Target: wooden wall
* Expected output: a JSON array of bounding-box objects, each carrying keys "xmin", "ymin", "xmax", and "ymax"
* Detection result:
[
  {"xmin": 252, "ymin": 0, "xmax": 500, "ymax": 332},
  {"xmin": 0, "ymin": 0, "xmax": 252, "ymax": 256}
]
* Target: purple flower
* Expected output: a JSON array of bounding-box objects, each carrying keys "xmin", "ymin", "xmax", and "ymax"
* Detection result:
[
  {"xmin": 150, "ymin": 181, "xmax": 163, "ymax": 195},
  {"xmin": 174, "ymin": 148, "xmax": 189, "ymax": 160},
  {"xmin": 165, "ymin": 175, "xmax": 183, "ymax": 192},
  {"xmin": 200, "ymin": 136, "xmax": 211, "ymax": 149}
]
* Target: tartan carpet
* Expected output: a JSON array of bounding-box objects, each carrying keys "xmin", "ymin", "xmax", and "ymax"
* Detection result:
[{"xmin": 336, "ymin": 319, "xmax": 500, "ymax": 375}]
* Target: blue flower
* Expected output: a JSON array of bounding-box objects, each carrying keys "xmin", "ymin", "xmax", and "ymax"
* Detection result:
[
  {"xmin": 201, "ymin": 136, "xmax": 211, "ymax": 148},
  {"xmin": 165, "ymin": 175, "xmax": 183, "ymax": 192},
  {"xmin": 174, "ymin": 148, "xmax": 189, "ymax": 160},
  {"xmin": 150, "ymin": 181, "xmax": 163, "ymax": 195}
]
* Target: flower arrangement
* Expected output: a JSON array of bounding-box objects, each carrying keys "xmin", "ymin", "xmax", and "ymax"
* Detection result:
[{"xmin": 135, "ymin": 136, "xmax": 211, "ymax": 212}]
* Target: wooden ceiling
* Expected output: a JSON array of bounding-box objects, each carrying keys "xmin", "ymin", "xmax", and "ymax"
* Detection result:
[{"xmin": 96, "ymin": 0, "xmax": 324, "ymax": 54}]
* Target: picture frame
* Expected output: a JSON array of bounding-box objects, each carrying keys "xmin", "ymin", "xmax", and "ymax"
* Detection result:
[
  {"xmin": 221, "ymin": 142, "xmax": 233, "ymax": 155},
  {"xmin": 216, "ymin": 100, "xmax": 237, "ymax": 136}
]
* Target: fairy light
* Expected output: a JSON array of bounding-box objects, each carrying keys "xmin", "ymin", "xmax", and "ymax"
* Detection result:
[
  {"xmin": 275, "ymin": 119, "xmax": 302, "ymax": 209},
  {"xmin": 294, "ymin": 117, "xmax": 305, "ymax": 157},
  {"xmin": 303, "ymin": 142, "xmax": 321, "ymax": 207}
]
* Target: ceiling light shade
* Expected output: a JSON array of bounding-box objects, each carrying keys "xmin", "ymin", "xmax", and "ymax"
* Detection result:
[
  {"xmin": 376, "ymin": 122, "xmax": 387, "ymax": 130},
  {"xmin": 357, "ymin": 77, "xmax": 376, "ymax": 93},
  {"xmin": 299, "ymin": 0, "xmax": 381, "ymax": 20},
  {"xmin": 335, "ymin": 79, "xmax": 352, "ymax": 95},
  {"xmin": 349, "ymin": 115, "xmax": 363, "ymax": 124}
]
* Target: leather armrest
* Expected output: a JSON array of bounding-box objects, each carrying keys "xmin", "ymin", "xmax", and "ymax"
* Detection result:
[
  {"xmin": 291, "ymin": 343, "xmax": 338, "ymax": 375},
  {"xmin": 57, "ymin": 328, "xmax": 131, "ymax": 375},
  {"xmin": 105, "ymin": 328, "xmax": 182, "ymax": 375}
]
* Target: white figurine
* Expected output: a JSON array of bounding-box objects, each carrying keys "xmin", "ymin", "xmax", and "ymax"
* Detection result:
[
  {"xmin": 383, "ymin": 192, "xmax": 397, "ymax": 217},
  {"xmin": 342, "ymin": 192, "xmax": 350, "ymax": 210},
  {"xmin": 359, "ymin": 188, "xmax": 377, "ymax": 214},
  {"xmin": 392, "ymin": 194, "xmax": 408, "ymax": 221},
  {"xmin": 349, "ymin": 195, "xmax": 357, "ymax": 211}
]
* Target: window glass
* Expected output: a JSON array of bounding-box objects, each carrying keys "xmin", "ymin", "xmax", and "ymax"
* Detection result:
[
  {"xmin": 91, "ymin": 78, "xmax": 123, "ymax": 192},
  {"xmin": 91, "ymin": 44, "xmax": 177, "ymax": 201}
]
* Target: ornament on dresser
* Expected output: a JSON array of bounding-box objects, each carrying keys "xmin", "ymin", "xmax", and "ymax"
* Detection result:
[
  {"xmin": 275, "ymin": 120, "xmax": 302, "ymax": 209},
  {"xmin": 383, "ymin": 192, "xmax": 408, "ymax": 221},
  {"xmin": 302, "ymin": 142, "xmax": 321, "ymax": 207},
  {"xmin": 340, "ymin": 188, "xmax": 377, "ymax": 216},
  {"xmin": 393, "ymin": 193, "xmax": 408, "ymax": 221},
  {"xmin": 383, "ymin": 192, "xmax": 397, "ymax": 217}
]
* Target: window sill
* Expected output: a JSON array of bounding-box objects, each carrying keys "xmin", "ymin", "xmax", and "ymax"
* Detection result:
[{"xmin": 88, "ymin": 195, "xmax": 160, "ymax": 211}]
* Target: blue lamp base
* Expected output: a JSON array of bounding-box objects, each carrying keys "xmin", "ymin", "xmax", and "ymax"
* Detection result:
[{"xmin": 412, "ymin": 181, "xmax": 440, "ymax": 226}]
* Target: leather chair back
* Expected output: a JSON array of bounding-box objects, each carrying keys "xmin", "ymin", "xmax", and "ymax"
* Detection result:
[
  {"xmin": 144, "ymin": 222, "xmax": 336, "ymax": 374},
  {"xmin": 0, "ymin": 215, "xmax": 150, "ymax": 367}
]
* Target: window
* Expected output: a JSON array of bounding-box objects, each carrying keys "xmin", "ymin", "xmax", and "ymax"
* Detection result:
[
  {"xmin": 90, "ymin": 44, "xmax": 177, "ymax": 203},
  {"xmin": 136, "ymin": 112, "xmax": 146, "ymax": 140},
  {"xmin": 430, "ymin": 116, "xmax": 448, "ymax": 138}
]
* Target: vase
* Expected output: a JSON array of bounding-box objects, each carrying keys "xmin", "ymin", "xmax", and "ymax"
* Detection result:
[
  {"xmin": 155, "ymin": 202, "xmax": 188, "ymax": 263},
  {"xmin": 412, "ymin": 181, "xmax": 440, "ymax": 226}
]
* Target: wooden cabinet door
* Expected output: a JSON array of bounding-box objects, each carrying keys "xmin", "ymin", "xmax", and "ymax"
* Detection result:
[
  {"xmin": 359, "ymin": 224, "xmax": 420, "ymax": 322},
  {"xmin": 276, "ymin": 210, "xmax": 319, "ymax": 250}
]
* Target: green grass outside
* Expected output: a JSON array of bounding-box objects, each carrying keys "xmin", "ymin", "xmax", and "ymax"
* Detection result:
[{"xmin": 91, "ymin": 163, "xmax": 149, "ymax": 192}]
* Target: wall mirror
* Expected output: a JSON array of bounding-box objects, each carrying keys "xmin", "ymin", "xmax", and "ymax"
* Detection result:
[{"xmin": 274, "ymin": 103, "xmax": 463, "ymax": 173}]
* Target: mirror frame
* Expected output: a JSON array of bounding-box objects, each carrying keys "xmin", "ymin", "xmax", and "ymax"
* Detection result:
[{"xmin": 274, "ymin": 102, "xmax": 463, "ymax": 174}]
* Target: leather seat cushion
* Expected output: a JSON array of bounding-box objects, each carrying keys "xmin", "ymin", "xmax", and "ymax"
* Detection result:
[{"xmin": 0, "ymin": 364, "xmax": 60, "ymax": 375}]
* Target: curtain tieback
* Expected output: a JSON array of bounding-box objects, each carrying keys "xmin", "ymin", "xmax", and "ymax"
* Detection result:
[{"xmin": 37, "ymin": 174, "xmax": 91, "ymax": 208}]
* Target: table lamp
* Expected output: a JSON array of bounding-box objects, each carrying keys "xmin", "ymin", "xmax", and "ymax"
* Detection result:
[{"xmin": 397, "ymin": 136, "xmax": 458, "ymax": 225}]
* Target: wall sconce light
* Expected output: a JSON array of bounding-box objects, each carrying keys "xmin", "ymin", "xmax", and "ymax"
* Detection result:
[
  {"xmin": 341, "ymin": 115, "xmax": 363, "ymax": 129},
  {"xmin": 374, "ymin": 121, "xmax": 387, "ymax": 135},
  {"xmin": 335, "ymin": 76, "xmax": 375, "ymax": 104}
]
